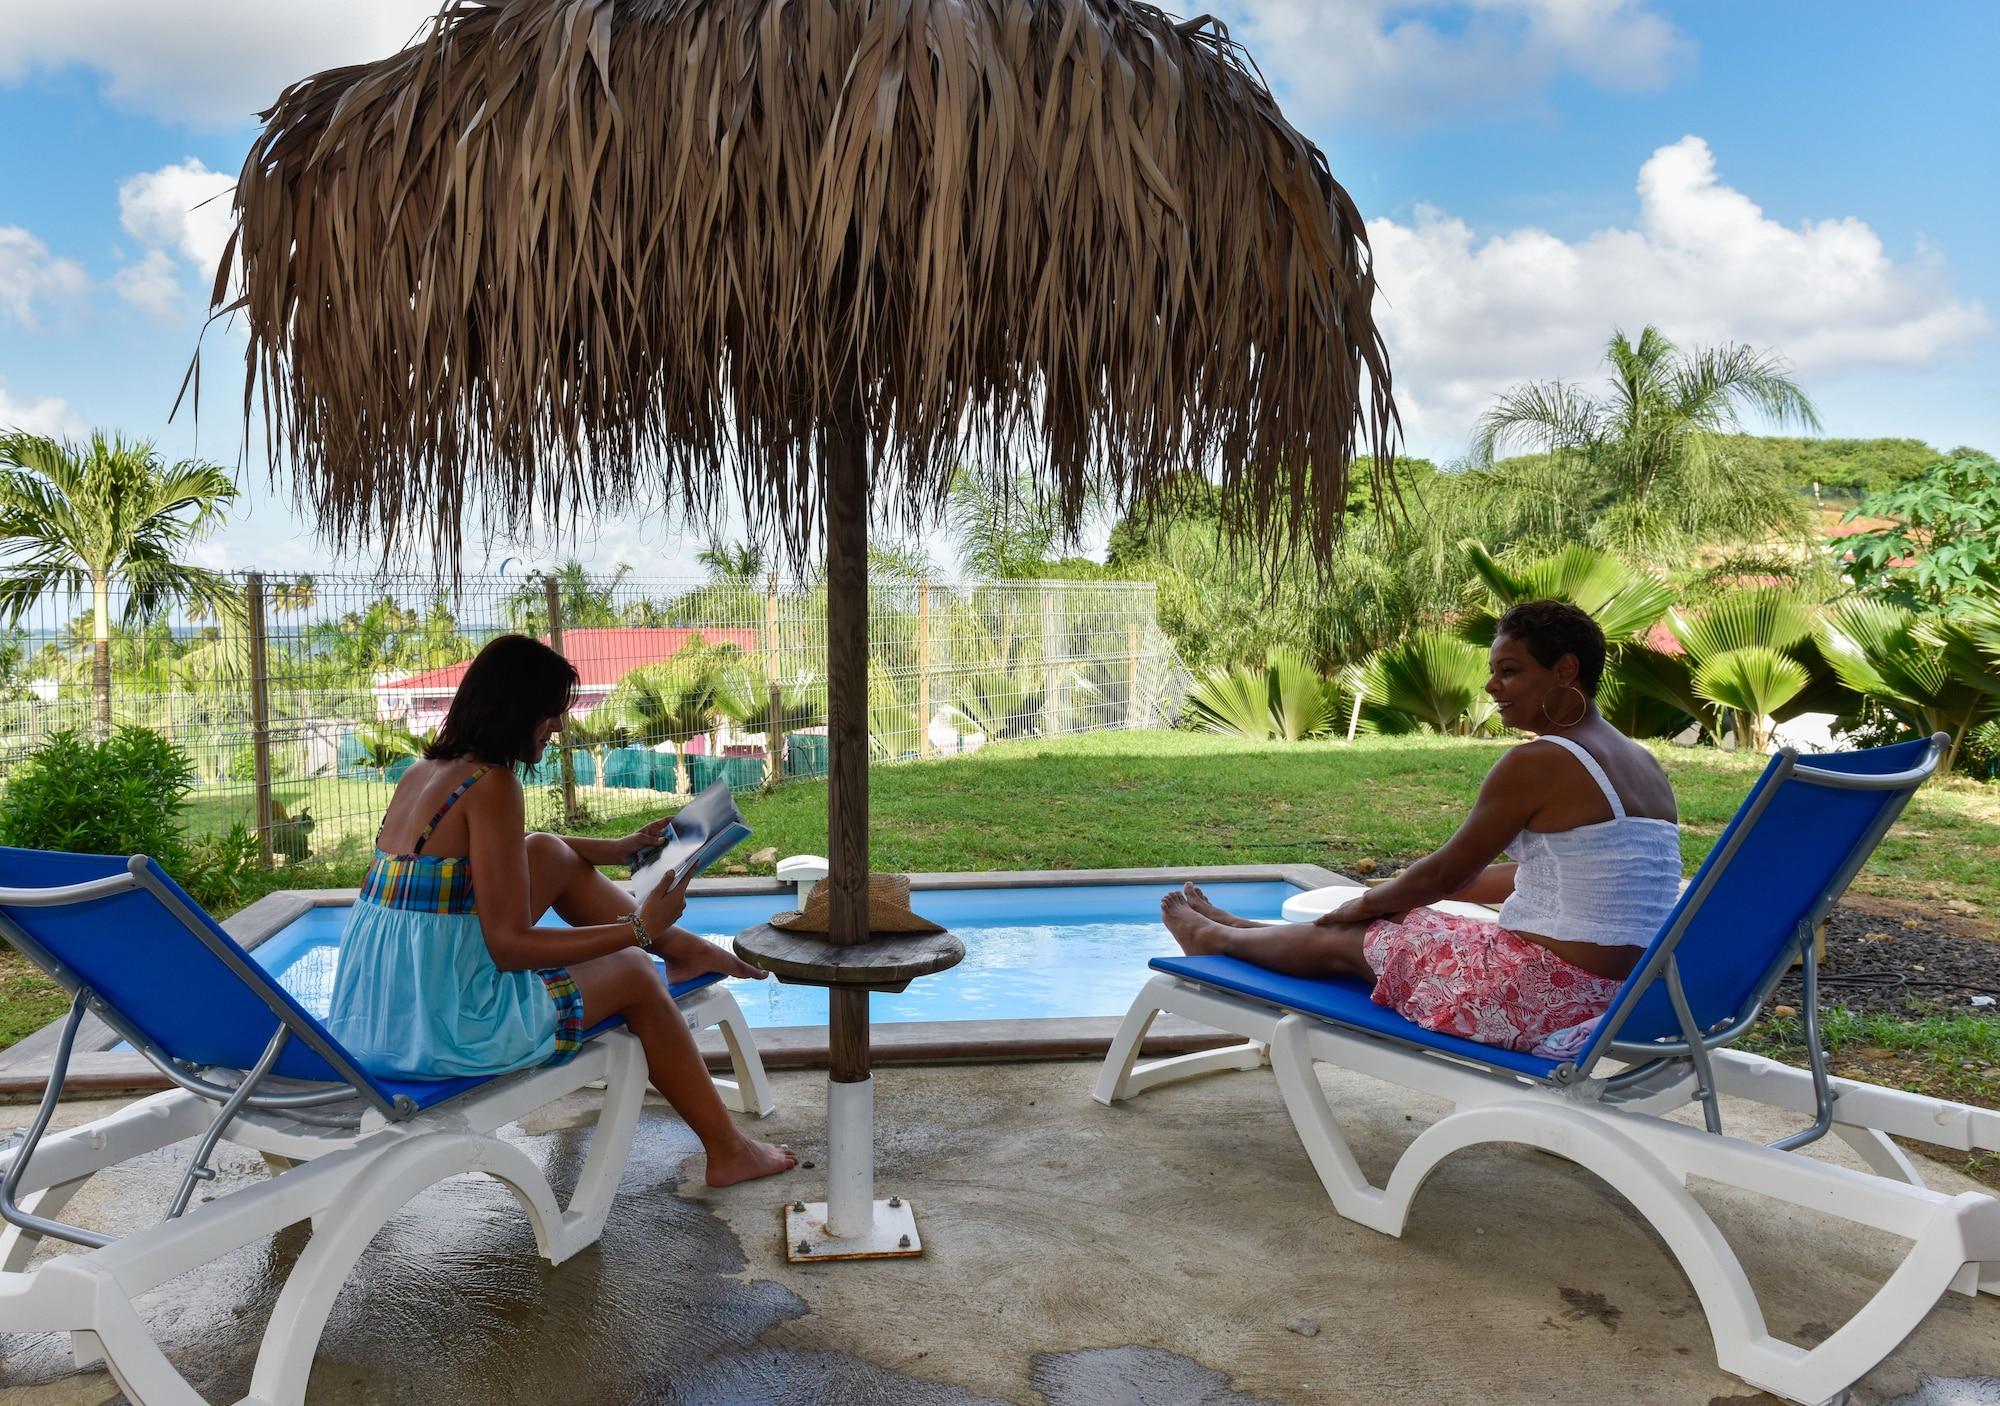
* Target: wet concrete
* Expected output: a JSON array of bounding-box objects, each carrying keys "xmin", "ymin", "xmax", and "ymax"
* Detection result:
[{"xmin": 3, "ymin": 1060, "xmax": 1998, "ymax": 1405}]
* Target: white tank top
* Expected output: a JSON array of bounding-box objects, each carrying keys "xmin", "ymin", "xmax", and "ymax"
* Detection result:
[{"xmin": 1495, "ymin": 734, "xmax": 1682, "ymax": 948}]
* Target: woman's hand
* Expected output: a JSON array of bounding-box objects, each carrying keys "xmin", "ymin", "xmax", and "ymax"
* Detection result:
[
  {"xmin": 618, "ymin": 813, "xmax": 675, "ymax": 859},
  {"xmin": 1313, "ymin": 893, "xmax": 1377, "ymax": 927},
  {"xmin": 639, "ymin": 868, "xmax": 691, "ymax": 936}
]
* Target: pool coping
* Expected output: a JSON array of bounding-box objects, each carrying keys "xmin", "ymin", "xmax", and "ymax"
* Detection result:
[{"xmin": 0, "ymin": 862, "xmax": 1345, "ymax": 1100}]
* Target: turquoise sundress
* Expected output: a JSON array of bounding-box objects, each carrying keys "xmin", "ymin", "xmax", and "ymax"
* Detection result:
[{"xmin": 325, "ymin": 767, "xmax": 585, "ymax": 1080}]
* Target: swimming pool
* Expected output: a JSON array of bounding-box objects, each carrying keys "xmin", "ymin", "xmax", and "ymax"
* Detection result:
[{"xmin": 249, "ymin": 880, "xmax": 1301, "ymax": 1027}]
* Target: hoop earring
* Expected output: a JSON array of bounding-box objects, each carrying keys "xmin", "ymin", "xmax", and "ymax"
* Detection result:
[{"xmin": 1539, "ymin": 684, "xmax": 1589, "ymax": 730}]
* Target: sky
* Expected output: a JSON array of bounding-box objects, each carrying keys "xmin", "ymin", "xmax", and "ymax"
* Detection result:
[{"xmin": 0, "ymin": 0, "xmax": 1994, "ymax": 578}]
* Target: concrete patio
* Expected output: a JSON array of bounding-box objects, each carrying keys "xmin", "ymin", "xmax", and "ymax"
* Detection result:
[{"xmin": 2, "ymin": 1057, "xmax": 1995, "ymax": 1405}]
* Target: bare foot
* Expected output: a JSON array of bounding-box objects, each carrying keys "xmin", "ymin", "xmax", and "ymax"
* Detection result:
[
  {"xmin": 1160, "ymin": 891, "xmax": 1231, "ymax": 957},
  {"xmin": 1182, "ymin": 881, "xmax": 1260, "ymax": 928},
  {"xmin": 660, "ymin": 931, "xmax": 768, "ymax": 984},
  {"xmin": 704, "ymin": 1136, "xmax": 799, "ymax": 1187}
]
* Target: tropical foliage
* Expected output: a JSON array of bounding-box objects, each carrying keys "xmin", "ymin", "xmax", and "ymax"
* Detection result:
[
  {"xmin": 1469, "ymin": 326, "xmax": 1819, "ymax": 557},
  {"xmin": 1815, "ymin": 600, "xmax": 2000, "ymax": 771},
  {"xmin": 1839, "ymin": 452, "xmax": 2000, "ymax": 614},
  {"xmin": 0, "ymin": 430, "xmax": 239, "ymax": 738}
]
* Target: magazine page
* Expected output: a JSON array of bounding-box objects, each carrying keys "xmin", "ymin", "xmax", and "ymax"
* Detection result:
[{"xmin": 629, "ymin": 781, "xmax": 751, "ymax": 903}]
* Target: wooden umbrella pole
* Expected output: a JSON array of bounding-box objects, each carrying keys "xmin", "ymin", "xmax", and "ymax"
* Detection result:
[{"xmin": 824, "ymin": 411, "xmax": 871, "ymax": 947}]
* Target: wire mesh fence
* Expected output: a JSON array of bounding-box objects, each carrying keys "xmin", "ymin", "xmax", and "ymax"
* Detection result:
[{"xmin": 0, "ymin": 571, "xmax": 1188, "ymax": 869}]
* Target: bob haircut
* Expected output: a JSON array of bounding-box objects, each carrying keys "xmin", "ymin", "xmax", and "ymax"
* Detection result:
[
  {"xmin": 425, "ymin": 634, "xmax": 579, "ymax": 767},
  {"xmin": 1496, "ymin": 600, "xmax": 1608, "ymax": 696}
]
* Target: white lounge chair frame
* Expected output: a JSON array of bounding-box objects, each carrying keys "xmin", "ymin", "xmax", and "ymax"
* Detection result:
[
  {"xmin": 1096, "ymin": 739, "xmax": 2000, "ymax": 1405},
  {"xmin": 0, "ymin": 860, "xmax": 776, "ymax": 1406}
]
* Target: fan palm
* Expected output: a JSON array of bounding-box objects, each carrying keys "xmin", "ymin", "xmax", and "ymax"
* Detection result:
[
  {"xmin": 1188, "ymin": 662, "xmax": 1276, "ymax": 741},
  {"xmin": 1815, "ymin": 600, "xmax": 2000, "ymax": 771},
  {"xmin": 0, "ymin": 430, "xmax": 239, "ymax": 738},
  {"xmin": 1665, "ymin": 588, "xmax": 1823, "ymax": 749},
  {"xmin": 1187, "ymin": 649, "xmax": 1333, "ymax": 742},
  {"xmin": 1469, "ymin": 327, "xmax": 1819, "ymax": 557},
  {"xmin": 1354, "ymin": 631, "xmax": 1496, "ymax": 735},
  {"xmin": 1458, "ymin": 541, "xmax": 1674, "ymax": 645}
]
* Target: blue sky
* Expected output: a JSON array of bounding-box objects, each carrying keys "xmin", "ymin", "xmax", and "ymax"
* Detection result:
[{"xmin": 0, "ymin": 1, "xmax": 1994, "ymax": 574}]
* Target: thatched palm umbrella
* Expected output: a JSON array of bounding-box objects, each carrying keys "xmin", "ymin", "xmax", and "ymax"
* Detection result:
[{"xmin": 213, "ymin": 0, "xmax": 1396, "ymax": 945}]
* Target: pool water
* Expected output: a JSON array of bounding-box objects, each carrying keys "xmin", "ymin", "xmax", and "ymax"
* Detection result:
[{"xmin": 252, "ymin": 881, "xmax": 1300, "ymax": 1027}]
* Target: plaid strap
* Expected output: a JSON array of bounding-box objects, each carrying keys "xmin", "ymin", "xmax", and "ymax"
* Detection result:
[{"xmin": 412, "ymin": 766, "xmax": 491, "ymax": 854}]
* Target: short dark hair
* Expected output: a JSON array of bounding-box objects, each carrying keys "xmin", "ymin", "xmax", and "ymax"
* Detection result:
[
  {"xmin": 426, "ymin": 634, "xmax": 578, "ymax": 767},
  {"xmin": 1496, "ymin": 599, "xmax": 1607, "ymax": 695}
]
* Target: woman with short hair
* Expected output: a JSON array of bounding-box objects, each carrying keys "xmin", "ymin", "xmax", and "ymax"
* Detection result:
[
  {"xmin": 1166, "ymin": 600, "xmax": 1682, "ymax": 1054},
  {"xmin": 328, "ymin": 633, "xmax": 795, "ymax": 1185}
]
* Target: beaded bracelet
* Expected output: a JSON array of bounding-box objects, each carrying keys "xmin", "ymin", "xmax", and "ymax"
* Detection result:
[{"xmin": 626, "ymin": 909, "xmax": 656, "ymax": 953}]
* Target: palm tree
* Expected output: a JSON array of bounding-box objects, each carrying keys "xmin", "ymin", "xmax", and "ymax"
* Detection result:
[
  {"xmin": 561, "ymin": 706, "xmax": 632, "ymax": 787},
  {"xmin": 0, "ymin": 431, "xmax": 239, "ymax": 738},
  {"xmin": 945, "ymin": 467, "xmax": 1063, "ymax": 578},
  {"xmin": 603, "ymin": 649, "xmax": 725, "ymax": 793},
  {"xmin": 1469, "ymin": 327, "xmax": 1821, "ymax": 557},
  {"xmin": 696, "ymin": 538, "xmax": 764, "ymax": 583},
  {"xmin": 273, "ymin": 574, "xmax": 318, "ymax": 615},
  {"xmin": 506, "ymin": 560, "xmax": 629, "ymax": 633}
]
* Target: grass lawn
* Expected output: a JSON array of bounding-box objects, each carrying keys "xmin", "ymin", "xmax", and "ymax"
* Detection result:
[{"xmin": 7, "ymin": 732, "xmax": 1996, "ymax": 1142}]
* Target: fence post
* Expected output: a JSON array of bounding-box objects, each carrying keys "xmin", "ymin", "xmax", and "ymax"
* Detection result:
[
  {"xmin": 916, "ymin": 579, "xmax": 932, "ymax": 759},
  {"xmin": 1127, "ymin": 623, "xmax": 1142, "ymax": 729},
  {"xmin": 765, "ymin": 571, "xmax": 782, "ymax": 782},
  {"xmin": 245, "ymin": 572, "xmax": 275, "ymax": 869},
  {"xmin": 1042, "ymin": 588, "xmax": 1059, "ymax": 737},
  {"xmin": 544, "ymin": 577, "xmax": 579, "ymax": 825}
]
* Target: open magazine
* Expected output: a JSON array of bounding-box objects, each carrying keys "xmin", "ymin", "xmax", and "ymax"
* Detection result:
[{"xmin": 627, "ymin": 780, "xmax": 752, "ymax": 904}]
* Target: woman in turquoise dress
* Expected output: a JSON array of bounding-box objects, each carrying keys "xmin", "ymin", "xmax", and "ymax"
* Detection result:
[{"xmin": 327, "ymin": 633, "xmax": 795, "ymax": 1187}]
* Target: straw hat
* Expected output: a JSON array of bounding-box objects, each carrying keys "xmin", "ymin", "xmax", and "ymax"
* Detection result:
[{"xmin": 770, "ymin": 874, "xmax": 943, "ymax": 935}]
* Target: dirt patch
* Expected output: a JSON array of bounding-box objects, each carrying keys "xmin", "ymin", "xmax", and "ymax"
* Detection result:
[{"xmin": 1771, "ymin": 899, "xmax": 2000, "ymax": 1017}]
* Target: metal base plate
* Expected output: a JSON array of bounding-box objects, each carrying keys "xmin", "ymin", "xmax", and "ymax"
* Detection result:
[{"xmin": 784, "ymin": 1198, "xmax": 923, "ymax": 1262}]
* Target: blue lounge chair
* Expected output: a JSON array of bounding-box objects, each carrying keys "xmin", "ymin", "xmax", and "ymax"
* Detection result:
[
  {"xmin": 1097, "ymin": 736, "xmax": 2000, "ymax": 1405},
  {"xmin": 0, "ymin": 848, "xmax": 775, "ymax": 1406}
]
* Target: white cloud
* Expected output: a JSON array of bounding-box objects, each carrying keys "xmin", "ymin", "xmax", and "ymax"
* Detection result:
[
  {"xmin": 1370, "ymin": 136, "xmax": 1992, "ymax": 457},
  {"xmin": 0, "ymin": 227, "xmax": 87, "ymax": 329},
  {"xmin": 119, "ymin": 160, "xmax": 236, "ymax": 272},
  {"xmin": 1221, "ymin": 0, "xmax": 1691, "ymax": 125},
  {"xmin": 111, "ymin": 159, "xmax": 238, "ymax": 323},
  {"xmin": 0, "ymin": 2, "xmax": 440, "ymax": 128},
  {"xmin": 111, "ymin": 248, "xmax": 186, "ymax": 324},
  {"xmin": 0, "ymin": 379, "xmax": 86, "ymax": 438}
]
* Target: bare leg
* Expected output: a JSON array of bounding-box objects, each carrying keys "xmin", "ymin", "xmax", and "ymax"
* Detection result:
[
  {"xmin": 1179, "ymin": 881, "xmax": 1266, "ymax": 928},
  {"xmin": 1161, "ymin": 892, "xmax": 1375, "ymax": 982},
  {"xmin": 525, "ymin": 832, "xmax": 765, "ymax": 981},
  {"xmin": 526, "ymin": 834, "xmax": 794, "ymax": 1186},
  {"xmin": 568, "ymin": 949, "xmax": 797, "ymax": 1186}
]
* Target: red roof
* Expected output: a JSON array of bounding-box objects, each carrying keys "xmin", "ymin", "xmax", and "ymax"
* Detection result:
[{"xmin": 380, "ymin": 627, "xmax": 762, "ymax": 693}]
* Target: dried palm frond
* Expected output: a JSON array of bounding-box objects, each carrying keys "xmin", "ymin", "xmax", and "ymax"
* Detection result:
[{"xmin": 209, "ymin": 0, "xmax": 1395, "ymax": 572}]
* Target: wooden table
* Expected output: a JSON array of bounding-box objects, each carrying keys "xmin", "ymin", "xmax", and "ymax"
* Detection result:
[{"xmin": 734, "ymin": 922, "xmax": 965, "ymax": 1261}]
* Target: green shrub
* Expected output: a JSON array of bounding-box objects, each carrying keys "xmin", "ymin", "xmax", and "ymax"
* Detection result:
[
  {"xmin": 227, "ymin": 743, "xmax": 260, "ymax": 783},
  {"xmin": 183, "ymin": 823, "xmax": 262, "ymax": 909},
  {"xmin": 0, "ymin": 728, "xmax": 194, "ymax": 870}
]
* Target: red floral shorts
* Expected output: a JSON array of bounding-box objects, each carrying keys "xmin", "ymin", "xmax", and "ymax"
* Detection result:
[{"xmin": 1362, "ymin": 906, "xmax": 1624, "ymax": 1053}]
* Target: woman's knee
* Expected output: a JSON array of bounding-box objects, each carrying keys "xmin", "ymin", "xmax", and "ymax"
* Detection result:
[{"xmin": 525, "ymin": 831, "xmax": 580, "ymax": 870}]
